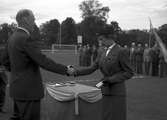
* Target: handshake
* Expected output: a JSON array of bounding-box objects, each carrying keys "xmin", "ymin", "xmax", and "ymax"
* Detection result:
[{"xmin": 66, "ymin": 65, "xmax": 77, "ymax": 76}]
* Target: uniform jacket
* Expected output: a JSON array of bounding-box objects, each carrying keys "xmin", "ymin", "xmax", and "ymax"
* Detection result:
[
  {"xmin": 0, "ymin": 47, "xmax": 8, "ymax": 84},
  {"xmin": 76, "ymin": 44, "xmax": 134, "ymax": 96},
  {"xmin": 4, "ymin": 28, "xmax": 67, "ymax": 100},
  {"xmin": 143, "ymin": 48, "xmax": 151, "ymax": 62},
  {"xmin": 136, "ymin": 47, "xmax": 144, "ymax": 62},
  {"xmin": 130, "ymin": 46, "xmax": 137, "ymax": 61}
]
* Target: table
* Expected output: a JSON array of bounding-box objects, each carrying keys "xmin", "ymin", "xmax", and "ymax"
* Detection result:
[{"xmin": 44, "ymin": 82, "xmax": 102, "ymax": 120}]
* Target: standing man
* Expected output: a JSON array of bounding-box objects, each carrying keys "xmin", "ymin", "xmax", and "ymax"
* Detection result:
[
  {"xmin": 97, "ymin": 36, "xmax": 106, "ymax": 58},
  {"xmin": 82, "ymin": 45, "xmax": 87, "ymax": 66},
  {"xmin": 92, "ymin": 45, "xmax": 98, "ymax": 62},
  {"xmin": 3, "ymin": 9, "xmax": 73, "ymax": 120},
  {"xmin": 74, "ymin": 27, "xmax": 134, "ymax": 120},
  {"xmin": 150, "ymin": 44, "xmax": 160, "ymax": 76},
  {"xmin": 136, "ymin": 43, "xmax": 144, "ymax": 75},
  {"xmin": 78, "ymin": 45, "xmax": 83, "ymax": 66},
  {"xmin": 159, "ymin": 50, "xmax": 165, "ymax": 77},
  {"xmin": 143, "ymin": 44, "xmax": 151, "ymax": 75},
  {"xmin": 0, "ymin": 47, "xmax": 8, "ymax": 113},
  {"xmin": 130, "ymin": 42, "xmax": 137, "ymax": 73},
  {"xmin": 123, "ymin": 45, "xmax": 130, "ymax": 58},
  {"xmin": 85, "ymin": 44, "xmax": 92, "ymax": 66}
]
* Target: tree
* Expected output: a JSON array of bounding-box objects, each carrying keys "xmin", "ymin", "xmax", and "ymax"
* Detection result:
[
  {"xmin": 79, "ymin": 16, "xmax": 106, "ymax": 45},
  {"xmin": 61, "ymin": 17, "xmax": 77, "ymax": 44},
  {"xmin": 0, "ymin": 23, "xmax": 12, "ymax": 44},
  {"xmin": 109, "ymin": 21, "xmax": 121, "ymax": 34},
  {"xmin": 79, "ymin": 0, "xmax": 110, "ymax": 22},
  {"xmin": 103, "ymin": 21, "xmax": 122, "ymax": 43},
  {"xmin": 158, "ymin": 24, "xmax": 167, "ymax": 46},
  {"xmin": 40, "ymin": 19, "xmax": 60, "ymax": 46},
  {"xmin": 9, "ymin": 22, "xmax": 17, "ymax": 32},
  {"xmin": 118, "ymin": 29, "xmax": 150, "ymax": 47},
  {"xmin": 78, "ymin": 0, "xmax": 110, "ymax": 45}
]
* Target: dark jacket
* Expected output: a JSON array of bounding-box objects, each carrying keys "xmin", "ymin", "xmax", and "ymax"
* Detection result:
[
  {"xmin": 5, "ymin": 28, "xmax": 67, "ymax": 100},
  {"xmin": 76, "ymin": 44, "xmax": 134, "ymax": 96},
  {"xmin": 0, "ymin": 47, "xmax": 8, "ymax": 84}
]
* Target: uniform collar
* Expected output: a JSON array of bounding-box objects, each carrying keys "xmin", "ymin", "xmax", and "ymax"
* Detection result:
[
  {"xmin": 108, "ymin": 43, "xmax": 116, "ymax": 50},
  {"xmin": 17, "ymin": 27, "xmax": 30, "ymax": 36}
]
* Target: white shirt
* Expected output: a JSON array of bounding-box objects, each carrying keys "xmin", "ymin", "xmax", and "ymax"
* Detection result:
[
  {"xmin": 106, "ymin": 43, "xmax": 116, "ymax": 56},
  {"xmin": 17, "ymin": 27, "xmax": 30, "ymax": 36}
]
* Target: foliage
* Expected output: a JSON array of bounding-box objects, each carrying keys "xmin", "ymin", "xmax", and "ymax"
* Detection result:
[
  {"xmin": 78, "ymin": 0, "xmax": 110, "ymax": 45},
  {"xmin": 0, "ymin": 23, "xmax": 13, "ymax": 44},
  {"xmin": 79, "ymin": 16, "xmax": 106, "ymax": 45},
  {"xmin": 103, "ymin": 21, "xmax": 122, "ymax": 40},
  {"xmin": 79, "ymin": 0, "xmax": 110, "ymax": 22},
  {"xmin": 40, "ymin": 19, "xmax": 60, "ymax": 46},
  {"xmin": 117, "ymin": 29, "xmax": 150, "ymax": 47},
  {"xmin": 0, "ymin": 0, "xmax": 166, "ymax": 49},
  {"xmin": 61, "ymin": 17, "xmax": 77, "ymax": 44},
  {"xmin": 109, "ymin": 21, "xmax": 122, "ymax": 34},
  {"xmin": 158, "ymin": 24, "xmax": 167, "ymax": 46}
]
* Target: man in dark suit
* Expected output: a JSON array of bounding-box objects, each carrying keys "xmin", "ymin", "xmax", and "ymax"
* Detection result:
[
  {"xmin": 92, "ymin": 45, "xmax": 98, "ymax": 62},
  {"xmin": 0, "ymin": 47, "xmax": 8, "ymax": 113},
  {"xmin": 130, "ymin": 42, "xmax": 137, "ymax": 73},
  {"xmin": 73, "ymin": 27, "xmax": 134, "ymax": 120},
  {"xmin": 136, "ymin": 43, "xmax": 144, "ymax": 75},
  {"xmin": 150, "ymin": 46, "xmax": 160, "ymax": 76},
  {"xmin": 3, "ymin": 9, "xmax": 74, "ymax": 120},
  {"xmin": 143, "ymin": 44, "xmax": 151, "ymax": 75},
  {"xmin": 85, "ymin": 44, "xmax": 92, "ymax": 66}
]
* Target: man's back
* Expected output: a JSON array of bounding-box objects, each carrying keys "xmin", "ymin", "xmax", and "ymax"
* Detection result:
[
  {"xmin": 8, "ymin": 29, "xmax": 44, "ymax": 100},
  {"xmin": 8, "ymin": 28, "xmax": 68, "ymax": 100}
]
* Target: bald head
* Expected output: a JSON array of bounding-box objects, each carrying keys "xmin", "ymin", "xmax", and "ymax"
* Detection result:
[
  {"xmin": 132, "ymin": 42, "xmax": 135, "ymax": 46},
  {"xmin": 16, "ymin": 9, "xmax": 35, "ymax": 32},
  {"xmin": 16, "ymin": 9, "xmax": 33, "ymax": 23}
]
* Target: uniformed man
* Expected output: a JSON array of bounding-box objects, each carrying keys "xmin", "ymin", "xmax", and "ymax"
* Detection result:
[
  {"xmin": 0, "ymin": 47, "xmax": 8, "ymax": 113},
  {"xmin": 3, "ymin": 9, "xmax": 74, "ymax": 120}
]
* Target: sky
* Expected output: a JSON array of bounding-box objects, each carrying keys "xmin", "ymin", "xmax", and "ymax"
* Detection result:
[{"xmin": 0, "ymin": 0, "xmax": 167, "ymax": 30}]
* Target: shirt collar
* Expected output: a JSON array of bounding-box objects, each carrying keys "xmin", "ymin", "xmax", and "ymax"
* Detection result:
[
  {"xmin": 108, "ymin": 43, "xmax": 116, "ymax": 50},
  {"xmin": 17, "ymin": 27, "xmax": 30, "ymax": 36}
]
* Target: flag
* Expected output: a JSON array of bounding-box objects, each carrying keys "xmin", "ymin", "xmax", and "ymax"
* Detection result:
[
  {"xmin": 149, "ymin": 18, "xmax": 153, "ymax": 34},
  {"xmin": 149, "ymin": 18, "xmax": 167, "ymax": 63},
  {"xmin": 148, "ymin": 18, "xmax": 153, "ymax": 48}
]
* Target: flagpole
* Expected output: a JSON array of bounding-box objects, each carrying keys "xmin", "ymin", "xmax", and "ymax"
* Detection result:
[
  {"xmin": 148, "ymin": 17, "xmax": 152, "ymax": 48},
  {"xmin": 149, "ymin": 18, "xmax": 167, "ymax": 63},
  {"xmin": 149, "ymin": 30, "xmax": 151, "ymax": 48}
]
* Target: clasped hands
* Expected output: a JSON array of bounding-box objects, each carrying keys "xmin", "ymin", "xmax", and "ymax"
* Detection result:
[{"xmin": 67, "ymin": 65, "xmax": 77, "ymax": 76}]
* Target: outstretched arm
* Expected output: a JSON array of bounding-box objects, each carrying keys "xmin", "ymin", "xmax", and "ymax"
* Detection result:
[
  {"xmin": 24, "ymin": 38, "xmax": 68, "ymax": 75},
  {"xmin": 75, "ymin": 60, "xmax": 99, "ymax": 76}
]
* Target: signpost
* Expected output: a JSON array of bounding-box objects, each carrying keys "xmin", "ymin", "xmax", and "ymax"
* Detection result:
[{"xmin": 77, "ymin": 35, "xmax": 82, "ymax": 44}]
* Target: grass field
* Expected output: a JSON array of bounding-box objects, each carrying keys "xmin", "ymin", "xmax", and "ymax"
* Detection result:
[{"xmin": 1, "ymin": 51, "xmax": 167, "ymax": 120}]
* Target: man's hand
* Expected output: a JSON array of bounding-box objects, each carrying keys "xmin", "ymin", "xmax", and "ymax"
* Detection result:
[{"xmin": 67, "ymin": 65, "xmax": 77, "ymax": 76}]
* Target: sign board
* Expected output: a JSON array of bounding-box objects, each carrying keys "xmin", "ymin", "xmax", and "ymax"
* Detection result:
[{"xmin": 77, "ymin": 35, "xmax": 82, "ymax": 44}]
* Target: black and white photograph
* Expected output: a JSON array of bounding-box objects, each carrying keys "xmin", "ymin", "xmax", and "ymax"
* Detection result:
[{"xmin": 0, "ymin": 0, "xmax": 167, "ymax": 120}]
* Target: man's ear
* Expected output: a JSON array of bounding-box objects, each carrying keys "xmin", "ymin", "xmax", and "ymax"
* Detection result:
[
  {"xmin": 22, "ymin": 17, "xmax": 26, "ymax": 21},
  {"xmin": 23, "ymin": 17, "xmax": 29, "ymax": 25}
]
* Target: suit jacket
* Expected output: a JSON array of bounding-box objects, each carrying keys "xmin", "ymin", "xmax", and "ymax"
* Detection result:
[
  {"xmin": 76, "ymin": 44, "xmax": 134, "ymax": 96},
  {"xmin": 5, "ymin": 28, "xmax": 67, "ymax": 100},
  {"xmin": 136, "ymin": 47, "xmax": 144, "ymax": 62},
  {"xmin": 0, "ymin": 47, "xmax": 8, "ymax": 84}
]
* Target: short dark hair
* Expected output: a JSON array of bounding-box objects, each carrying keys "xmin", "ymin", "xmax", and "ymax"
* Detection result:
[
  {"xmin": 16, "ymin": 9, "xmax": 32, "ymax": 23},
  {"xmin": 97, "ymin": 26, "xmax": 116, "ymax": 39}
]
